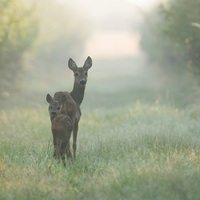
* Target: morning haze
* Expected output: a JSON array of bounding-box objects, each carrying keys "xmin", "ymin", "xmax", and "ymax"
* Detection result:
[{"xmin": 0, "ymin": 0, "xmax": 200, "ymax": 199}]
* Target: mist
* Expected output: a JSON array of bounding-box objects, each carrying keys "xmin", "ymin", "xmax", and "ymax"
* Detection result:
[
  {"xmin": 1, "ymin": 0, "xmax": 199, "ymax": 109},
  {"xmin": 1, "ymin": 1, "xmax": 200, "ymax": 198}
]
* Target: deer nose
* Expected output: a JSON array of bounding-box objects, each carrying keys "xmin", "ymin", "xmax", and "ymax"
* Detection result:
[
  {"xmin": 51, "ymin": 111, "xmax": 57, "ymax": 118},
  {"xmin": 79, "ymin": 80, "xmax": 86, "ymax": 86}
]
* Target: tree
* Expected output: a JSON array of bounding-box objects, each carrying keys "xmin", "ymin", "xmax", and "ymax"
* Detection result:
[
  {"xmin": 0, "ymin": 0, "xmax": 38, "ymax": 94},
  {"xmin": 160, "ymin": 0, "xmax": 200, "ymax": 73},
  {"xmin": 140, "ymin": 0, "xmax": 200, "ymax": 75}
]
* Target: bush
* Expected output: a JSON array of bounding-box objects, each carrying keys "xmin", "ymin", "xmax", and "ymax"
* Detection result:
[
  {"xmin": 140, "ymin": 0, "xmax": 200, "ymax": 75},
  {"xmin": 160, "ymin": 0, "xmax": 200, "ymax": 73},
  {"xmin": 0, "ymin": 0, "xmax": 38, "ymax": 94}
]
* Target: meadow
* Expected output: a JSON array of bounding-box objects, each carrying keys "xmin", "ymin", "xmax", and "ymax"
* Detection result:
[{"xmin": 1, "ymin": 58, "xmax": 200, "ymax": 200}]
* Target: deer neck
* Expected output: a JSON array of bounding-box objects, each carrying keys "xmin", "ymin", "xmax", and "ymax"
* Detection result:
[{"xmin": 70, "ymin": 82, "xmax": 85, "ymax": 105}]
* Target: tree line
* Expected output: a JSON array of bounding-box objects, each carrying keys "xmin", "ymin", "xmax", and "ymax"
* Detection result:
[
  {"xmin": 140, "ymin": 0, "xmax": 200, "ymax": 75},
  {"xmin": 0, "ymin": 0, "xmax": 90, "ymax": 96},
  {"xmin": 0, "ymin": 0, "xmax": 37, "ymax": 94},
  {"xmin": 1, "ymin": 0, "xmax": 199, "ymax": 96}
]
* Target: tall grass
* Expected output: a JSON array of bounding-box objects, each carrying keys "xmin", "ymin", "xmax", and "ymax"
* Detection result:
[
  {"xmin": 1, "ymin": 57, "xmax": 200, "ymax": 199},
  {"xmin": 1, "ymin": 100, "xmax": 200, "ymax": 200}
]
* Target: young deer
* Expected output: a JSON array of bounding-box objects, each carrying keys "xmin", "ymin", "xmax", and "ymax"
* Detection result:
[
  {"xmin": 46, "ymin": 92, "xmax": 78, "ymax": 165},
  {"xmin": 68, "ymin": 56, "xmax": 92, "ymax": 158}
]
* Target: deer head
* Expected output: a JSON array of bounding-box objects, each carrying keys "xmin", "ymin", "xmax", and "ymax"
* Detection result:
[
  {"xmin": 46, "ymin": 94, "xmax": 66, "ymax": 120},
  {"xmin": 68, "ymin": 56, "xmax": 92, "ymax": 87}
]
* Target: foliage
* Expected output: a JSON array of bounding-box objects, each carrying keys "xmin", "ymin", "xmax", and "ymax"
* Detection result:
[
  {"xmin": 140, "ymin": 0, "xmax": 200, "ymax": 75},
  {"xmin": 140, "ymin": 11, "xmax": 186, "ymax": 72},
  {"xmin": 160, "ymin": 0, "xmax": 200, "ymax": 73},
  {"xmin": 0, "ymin": 0, "xmax": 38, "ymax": 93}
]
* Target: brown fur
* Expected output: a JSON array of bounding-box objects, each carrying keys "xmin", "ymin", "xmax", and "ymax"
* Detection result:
[
  {"xmin": 68, "ymin": 56, "xmax": 92, "ymax": 105},
  {"xmin": 46, "ymin": 92, "xmax": 78, "ymax": 165},
  {"xmin": 52, "ymin": 91, "xmax": 81, "ymax": 159},
  {"xmin": 67, "ymin": 56, "xmax": 92, "ymax": 158},
  {"xmin": 46, "ymin": 56, "xmax": 92, "ymax": 161},
  {"xmin": 51, "ymin": 114, "xmax": 73, "ymax": 165}
]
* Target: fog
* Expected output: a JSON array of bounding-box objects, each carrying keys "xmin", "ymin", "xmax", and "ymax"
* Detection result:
[
  {"xmin": 24, "ymin": 0, "xmax": 161, "ymax": 97},
  {"xmin": 1, "ymin": 0, "xmax": 199, "ymax": 108}
]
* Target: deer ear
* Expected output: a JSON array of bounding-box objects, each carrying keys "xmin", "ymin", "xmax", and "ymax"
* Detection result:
[
  {"xmin": 83, "ymin": 56, "xmax": 92, "ymax": 70},
  {"xmin": 68, "ymin": 58, "xmax": 78, "ymax": 72},
  {"xmin": 46, "ymin": 94, "xmax": 53, "ymax": 104}
]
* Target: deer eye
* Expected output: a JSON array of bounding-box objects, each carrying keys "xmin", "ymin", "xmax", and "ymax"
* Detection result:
[
  {"xmin": 50, "ymin": 106, "xmax": 52, "ymax": 109},
  {"xmin": 74, "ymin": 72, "xmax": 79, "ymax": 77},
  {"xmin": 85, "ymin": 72, "xmax": 88, "ymax": 76}
]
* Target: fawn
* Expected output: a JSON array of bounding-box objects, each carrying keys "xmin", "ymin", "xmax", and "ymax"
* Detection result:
[{"xmin": 46, "ymin": 92, "xmax": 78, "ymax": 166}]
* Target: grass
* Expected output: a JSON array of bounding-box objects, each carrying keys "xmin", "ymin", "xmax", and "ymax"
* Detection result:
[
  {"xmin": 1, "ymin": 100, "xmax": 200, "ymax": 200},
  {"xmin": 1, "ymin": 57, "xmax": 200, "ymax": 199}
]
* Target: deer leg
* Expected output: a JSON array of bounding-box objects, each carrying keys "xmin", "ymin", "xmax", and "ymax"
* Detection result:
[
  {"xmin": 73, "ymin": 122, "xmax": 78, "ymax": 159},
  {"xmin": 60, "ymin": 143, "xmax": 67, "ymax": 167},
  {"xmin": 66, "ymin": 141, "xmax": 73, "ymax": 160},
  {"xmin": 53, "ymin": 138, "xmax": 59, "ymax": 159},
  {"xmin": 60, "ymin": 151, "xmax": 66, "ymax": 167},
  {"xmin": 53, "ymin": 148, "xmax": 57, "ymax": 159}
]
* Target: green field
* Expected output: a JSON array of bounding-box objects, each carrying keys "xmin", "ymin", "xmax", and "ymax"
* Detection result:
[{"xmin": 1, "ymin": 58, "xmax": 200, "ymax": 200}]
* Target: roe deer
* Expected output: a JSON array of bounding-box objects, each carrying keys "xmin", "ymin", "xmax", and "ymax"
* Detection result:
[
  {"xmin": 46, "ymin": 92, "xmax": 78, "ymax": 165},
  {"xmin": 68, "ymin": 56, "xmax": 92, "ymax": 158},
  {"xmin": 68, "ymin": 56, "xmax": 92, "ymax": 105}
]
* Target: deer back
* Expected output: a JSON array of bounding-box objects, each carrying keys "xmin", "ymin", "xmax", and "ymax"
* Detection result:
[{"xmin": 53, "ymin": 91, "xmax": 81, "ymax": 124}]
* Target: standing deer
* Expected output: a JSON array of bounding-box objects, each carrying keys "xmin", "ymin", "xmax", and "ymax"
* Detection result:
[
  {"xmin": 68, "ymin": 56, "xmax": 92, "ymax": 158},
  {"xmin": 46, "ymin": 92, "xmax": 79, "ymax": 165}
]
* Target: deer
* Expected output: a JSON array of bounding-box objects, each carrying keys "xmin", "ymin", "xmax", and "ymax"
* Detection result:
[
  {"xmin": 46, "ymin": 92, "xmax": 80, "ymax": 166},
  {"xmin": 67, "ymin": 56, "xmax": 92, "ymax": 158}
]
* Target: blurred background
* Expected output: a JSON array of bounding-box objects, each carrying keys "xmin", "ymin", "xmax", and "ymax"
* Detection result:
[{"xmin": 0, "ymin": 0, "xmax": 199, "ymax": 109}]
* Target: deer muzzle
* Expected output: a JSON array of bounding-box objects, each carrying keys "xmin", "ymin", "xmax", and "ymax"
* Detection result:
[
  {"xmin": 50, "ymin": 111, "xmax": 57, "ymax": 119},
  {"xmin": 79, "ymin": 80, "xmax": 86, "ymax": 86}
]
